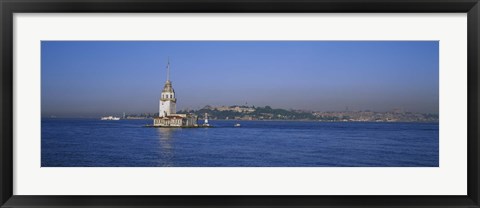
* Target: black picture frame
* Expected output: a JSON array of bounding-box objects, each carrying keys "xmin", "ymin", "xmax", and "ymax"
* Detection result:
[{"xmin": 1, "ymin": 0, "xmax": 479, "ymax": 207}]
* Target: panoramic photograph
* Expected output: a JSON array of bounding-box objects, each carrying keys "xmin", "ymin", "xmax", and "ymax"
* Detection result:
[{"xmin": 41, "ymin": 41, "xmax": 439, "ymax": 167}]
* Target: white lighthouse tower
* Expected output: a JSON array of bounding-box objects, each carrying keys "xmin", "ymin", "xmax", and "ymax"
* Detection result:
[{"xmin": 159, "ymin": 59, "xmax": 176, "ymax": 117}]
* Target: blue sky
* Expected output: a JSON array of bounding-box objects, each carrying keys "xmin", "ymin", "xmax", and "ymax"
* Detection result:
[{"xmin": 41, "ymin": 41, "xmax": 439, "ymax": 117}]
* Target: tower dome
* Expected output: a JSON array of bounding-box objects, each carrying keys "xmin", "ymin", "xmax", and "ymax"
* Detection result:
[{"xmin": 162, "ymin": 80, "xmax": 175, "ymax": 93}]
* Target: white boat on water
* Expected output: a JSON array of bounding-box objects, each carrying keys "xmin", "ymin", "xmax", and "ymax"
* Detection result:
[
  {"xmin": 101, "ymin": 116, "xmax": 121, "ymax": 120},
  {"xmin": 234, "ymin": 123, "xmax": 241, "ymax": 127},
  {"xmin": 203, "ymin": 112, "xmax": 210, "ymax": 127}
]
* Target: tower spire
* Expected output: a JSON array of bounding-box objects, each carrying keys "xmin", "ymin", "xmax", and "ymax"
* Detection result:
[{"xmin": 166, "ymin": 57, "xmax": 170, "ymax": 81}]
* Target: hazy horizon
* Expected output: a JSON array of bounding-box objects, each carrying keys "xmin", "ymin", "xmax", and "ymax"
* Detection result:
[{"xmin": 41, "ymin": 41, "xmax": 439, "ymax": 117}]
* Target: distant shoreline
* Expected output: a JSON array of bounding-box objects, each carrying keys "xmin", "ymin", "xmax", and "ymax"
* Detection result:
[
  {"xmin": 41, "ymin": 117, "xmax": 439, "ymax": 123},
  {"xmin": 209, "ymin": 119, "xmax": 439, "ymax": 123}
]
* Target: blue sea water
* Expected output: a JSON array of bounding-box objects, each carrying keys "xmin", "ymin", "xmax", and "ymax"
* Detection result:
[{"xmin": 41, "ymin": 119, "xmax": 439, "ymax": 167}]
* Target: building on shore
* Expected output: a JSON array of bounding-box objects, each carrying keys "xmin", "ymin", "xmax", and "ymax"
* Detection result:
[{"xmin": 153, "ymin": 59, "xmax": 198, "ymax": 127}]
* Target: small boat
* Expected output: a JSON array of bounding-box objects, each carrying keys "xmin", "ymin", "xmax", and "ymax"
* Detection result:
[
  {"xmin": 234, "ymin": 123, "xmax": 241, "ymax": 127},
  {"xmin": 101, "ymin": 116, "xmax": 121, "ymax": 120},
  {"xmin": 203, "ymin": 112, "xmax": 210, "ymax": 126}
]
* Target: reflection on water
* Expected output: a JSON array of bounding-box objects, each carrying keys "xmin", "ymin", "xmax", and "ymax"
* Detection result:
[
  {"xmin": 156, "ymin": 128, "xmax": 177, "ymax": 167},
  {"xmin": 41, "ymin": 119, "xmax": 439, "ymax": 167}
]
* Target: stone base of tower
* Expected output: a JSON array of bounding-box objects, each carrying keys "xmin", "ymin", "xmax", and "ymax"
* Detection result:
[{"xmin": 152, "ymin": 114, "xmax": 198, "ymax": 127}]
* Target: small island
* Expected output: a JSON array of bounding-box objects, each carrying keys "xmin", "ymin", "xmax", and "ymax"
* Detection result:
[{"xmin": 147, "ymin": 60, "xmax": 210, "ymax": 128}]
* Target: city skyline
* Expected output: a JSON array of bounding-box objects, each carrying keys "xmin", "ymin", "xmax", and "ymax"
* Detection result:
[{"xmin": 41, "ymin": 41, "xmax": 439, "ymax": 117}]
